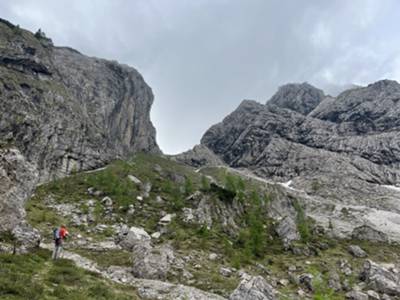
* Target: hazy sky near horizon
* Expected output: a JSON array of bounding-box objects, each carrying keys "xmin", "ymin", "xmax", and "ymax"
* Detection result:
[{"xmin": 1, "ymin": 0, "xmax": 400, "ymax": 153}]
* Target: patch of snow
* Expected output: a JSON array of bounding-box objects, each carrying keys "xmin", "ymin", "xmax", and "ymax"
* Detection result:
[
  {"xmin": 279, "ymin": 180, "xmax": 293, "ymax": 189},
  {"xmin": 382, "ymin": 185, "xmax": 400, "ymax": 193}
]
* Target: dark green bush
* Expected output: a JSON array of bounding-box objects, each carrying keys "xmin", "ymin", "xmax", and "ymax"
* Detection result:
[{"xmin": 210, "ymin": 183, "xmax": 236, "ymax": 203}]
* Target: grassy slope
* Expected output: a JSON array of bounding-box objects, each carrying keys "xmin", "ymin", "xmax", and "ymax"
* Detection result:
[
  {"xmin": 18, "ymin": 153, "xmax": 400, "ymax": 299},
  {"xmin": 0, "ymin": 249, "xmax": 139, "ymax": 300}
]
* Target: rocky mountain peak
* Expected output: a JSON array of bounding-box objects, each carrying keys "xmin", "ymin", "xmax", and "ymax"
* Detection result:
[
  {"xmin": 311, "ymin": 79, "xmax": 400, "ymax": 131},
  {"xmin": 267, "ymin": 82, "xmax": 325, "ymax": 115},
  {"xmin": 366, "ymin": 79, "xmax": 400, "ymax": 91}
]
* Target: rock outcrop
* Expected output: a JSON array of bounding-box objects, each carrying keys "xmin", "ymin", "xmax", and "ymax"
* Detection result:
[
  {"xmin": 173, "ymin": 144, "xmax": 225, "ymax": 168},
  {"xmin": 268, "ymin": 82, "xmax": 325, "ymax": 115},
  {"xmin": 0, "ymin": 147, "xmax": 40, "ymax": 247},
  {"xmin": 0, "ymin": 148, "xmax": 37, "ymax": 231},
  {"xmin": 360, "ymin": 260, "xmax": 400, "ymax": 296},
  {"xmin": 229, "ymin": 275, "xmax": 277, "ymax": 300}
]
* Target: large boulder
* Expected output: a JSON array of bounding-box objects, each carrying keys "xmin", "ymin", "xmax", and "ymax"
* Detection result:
[
  {"xmin": 132, "ymin": 243, "xmax": 177, "ymax": 280},
  {"xmin": 348, "ymin": 245, "xmax": 367, "ymax": 258},
  {"xmin": 360, "ymin": 260, "xmax": 400, "ymax": 296},
  {"xmin": 229, "ymin": 275, "xmax": 277, "ymax": 300},
  {"xmin": 115, "ymin": 226, "xmax": 151, "ymax": 251}
]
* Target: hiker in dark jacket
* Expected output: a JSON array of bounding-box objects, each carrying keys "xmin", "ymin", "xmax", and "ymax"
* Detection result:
[{"xmin": 52, "ymin": 225, "xmax": 69, "ymax": 260}]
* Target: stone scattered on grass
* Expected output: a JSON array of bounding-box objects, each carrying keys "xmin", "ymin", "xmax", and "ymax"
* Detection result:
[
  {"xmin": 209, "ymin": 253, "xmax": 218, "ymax": 260},
  {"xmin": 220, "ymin": 267, "xmax": 233, "ymax": 277},
  {"xmin": 348, "ymin": 245, "xmax": 367, "ymax": 258},
  {"xmin": 159, "ymin": 213, "xmax": 176, "ymax": 226},
  {"xmin": 229, "ymin": 275, "xmax": 277, "ymax": 300},
  {"xmin": 128, "ymin": 175, "xmax": 142, "ymax": 185},
  {"xmin": 299, "ymin": 273, "xmax": 314, "ymax": 292}
]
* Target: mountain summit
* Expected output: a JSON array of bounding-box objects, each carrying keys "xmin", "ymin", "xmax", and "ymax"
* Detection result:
[{"xmin": 268, "ymin": 82, "xmax": 325, "ymax": 115}]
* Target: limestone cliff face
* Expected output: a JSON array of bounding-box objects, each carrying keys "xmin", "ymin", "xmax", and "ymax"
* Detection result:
[
  {"xmin": 201, "ymin": 81, "xmax": 400, "ymax": 186},
  {"xmin": 0, "ymin": 19, "xmax": 159, "ymax": 238},
  {"xmin": 199, "ymin": 80, "xmax": 400, "ymax": 241},
  {"xmin": 0, "ymin": 148, "xmax": 38, "ymax": 231},
  {"xmin": 0, "ymin": 19, "xmax": 159, "ymax": 182}
]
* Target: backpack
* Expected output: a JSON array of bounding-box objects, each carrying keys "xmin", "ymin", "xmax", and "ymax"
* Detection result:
[{"xmin": 53, "ymin": 228, "xmax": 60, "ymax": 240}]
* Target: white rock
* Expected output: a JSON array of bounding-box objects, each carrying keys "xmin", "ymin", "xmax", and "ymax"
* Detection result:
[
  {"xmin": 279, "ymin": 279, "xmax": 289, "ymax": 286},
  {"xmin": 155, "ymin": 195, "xmax": 164, "ymax": 203},
  {"xmin": 209, "ymin": 253, "xmax": 218, "ymax": 260},
  {"xmin": 183, "ymin": 269, "xmax": 194, "ymax": 280},
  {"xmin": 159, "ymin": 213, "xmax": 176, "ymax": 225},
  {"xmin": 366, "ymin": 290, "xmax": 380, "ymax": 300},
  {"xmin": 220, "ymin": 267, "xmax": 233, "ymax": 277},
  {"xmin": 297, "ymin": 289, "xmax": 306, "ymax": 297},
  {"xmin": 128, "ymin": 226, "xmax": 151, "ymax": 240},
  {"xmin": 151, "ymin": 232, "xmax": 161, "ymax": 239},
  {"xmin": 128, "ymin": 175, "xmax": 142, "ymax": 185},
  {"xmin": 102, "ymin": 196, "xmax": 113, "ymax": 206}
]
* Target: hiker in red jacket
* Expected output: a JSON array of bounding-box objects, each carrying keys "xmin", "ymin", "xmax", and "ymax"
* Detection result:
[{"xmin": 52, "ymin": 225, "xmax": 69, "ymax": 260}]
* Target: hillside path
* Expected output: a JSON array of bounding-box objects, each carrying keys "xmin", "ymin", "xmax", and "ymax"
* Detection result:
[{"xmin": 40, "ymin": 243, "xmax": 226, "ymax": 300}]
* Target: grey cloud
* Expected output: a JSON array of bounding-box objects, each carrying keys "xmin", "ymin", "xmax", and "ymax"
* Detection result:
[{"xmin": 1, "ymin": 0, "xmax": 400, "ymax": 153}]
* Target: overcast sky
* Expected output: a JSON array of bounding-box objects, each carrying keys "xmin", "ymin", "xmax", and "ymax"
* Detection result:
[{"xmin": 1, "ymin": 0, "xmax": 400, "ymax": 153}]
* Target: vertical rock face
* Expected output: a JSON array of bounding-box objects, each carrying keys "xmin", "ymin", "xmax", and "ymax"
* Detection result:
[
  {"xmin": 0, "ymin": 19, "xmax": 159, "ymax": 239},
  {"xmin": 0, "ymin": 148, "xmax": 38, "ymax": 231},
  {"xmin": 0, "ymin": 19, "xmax": 159, "ymax": 182}
]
